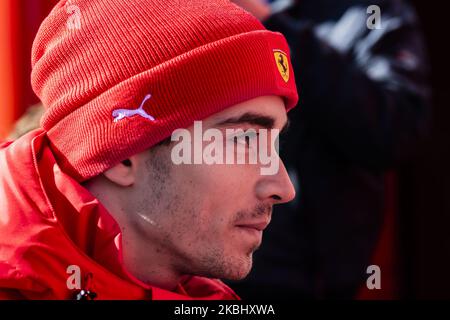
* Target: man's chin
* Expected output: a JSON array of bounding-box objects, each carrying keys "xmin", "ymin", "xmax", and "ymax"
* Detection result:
[
  {"xmin": 193, "ymin": 268, "xmax": 251, "ymax": 281},
  {"xmin": 222, "ymin": 257, "xmax": 254, "ymax": 281},
  {"xmin": 190, "ymin": 252, "xmax": 254, "ymax": 280},
  {"xmin": 222, "ymin": 271, "xmax": 251, "ymax": 281}
]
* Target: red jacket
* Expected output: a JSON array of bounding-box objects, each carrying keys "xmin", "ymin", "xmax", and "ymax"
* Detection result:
[{"xmin": 0, "ymin": 129, "xmax": 239, "ymax": 300}]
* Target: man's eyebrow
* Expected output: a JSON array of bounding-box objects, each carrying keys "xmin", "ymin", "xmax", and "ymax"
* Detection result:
[{"xmin": 215, "ymin": 112, "xmax": 290, "ymax": 134}]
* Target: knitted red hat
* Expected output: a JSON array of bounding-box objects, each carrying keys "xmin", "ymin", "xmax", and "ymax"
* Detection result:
[{"xmin": 31, "ymin": 0, "xmax": 298, "ymax": 182}]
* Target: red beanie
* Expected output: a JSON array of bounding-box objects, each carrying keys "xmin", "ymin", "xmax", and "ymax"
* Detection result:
[{"xmin": 31, "ymin": 0, "xmax": 299, "ymax": 182}]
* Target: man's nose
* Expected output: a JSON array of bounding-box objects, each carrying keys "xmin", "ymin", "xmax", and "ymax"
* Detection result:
[{"xmin": 255, "ymin": 161, "xmax": 296, "ymax": 204}]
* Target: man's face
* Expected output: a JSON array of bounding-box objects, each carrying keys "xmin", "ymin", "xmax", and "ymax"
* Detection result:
[{"xmin": 126, "ymin": 95, "xmax": 295, "ymax": 281}]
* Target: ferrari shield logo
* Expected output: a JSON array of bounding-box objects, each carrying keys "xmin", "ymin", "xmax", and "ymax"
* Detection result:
[{"xmin": 273, "ymin": 50, "xmax": 289, "ymax": 82}]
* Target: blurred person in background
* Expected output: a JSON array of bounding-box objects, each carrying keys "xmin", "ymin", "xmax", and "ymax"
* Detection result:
[{"xmin": 230, "ymin": 0, "xmax": 430, "ymax": 299}]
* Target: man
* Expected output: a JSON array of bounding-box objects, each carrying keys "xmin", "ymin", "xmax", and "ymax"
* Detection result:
[{"xmin": 0, "ymin": 0, "xmax": 298, "ymax": 299}]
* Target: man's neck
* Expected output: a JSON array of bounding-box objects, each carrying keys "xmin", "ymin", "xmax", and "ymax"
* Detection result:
[{"xmin": 83, "ymin": 178, "xmax": 182, "ymax": 292}]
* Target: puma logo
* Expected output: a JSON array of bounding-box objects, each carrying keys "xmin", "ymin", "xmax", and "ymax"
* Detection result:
[{"xmin": 112, "ymin": 94, "xmax": 155, "ymax": 123}]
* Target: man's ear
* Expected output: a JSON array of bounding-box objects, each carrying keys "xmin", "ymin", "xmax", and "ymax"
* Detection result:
[{"xmin": 102, "ymin": 157, "xmax": 137, "ymax": 187}]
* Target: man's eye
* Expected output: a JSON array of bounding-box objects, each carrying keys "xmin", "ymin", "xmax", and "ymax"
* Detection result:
[{"xmin": 233, "ymin": 132, "xmax": 259, "ymax": 147}]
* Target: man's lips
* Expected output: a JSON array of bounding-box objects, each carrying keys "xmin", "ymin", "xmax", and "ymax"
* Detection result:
[{"xmin": 235, "ymin": 220, "xmax": 270, "ymax": 232}]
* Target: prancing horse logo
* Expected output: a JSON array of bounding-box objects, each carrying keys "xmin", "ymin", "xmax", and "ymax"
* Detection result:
[
  {"xmin": 112, "ymin": 94, "xmax": 156, "ymax": 123},
  {"xmin": 273, "ymin": 49, "xmax": 290, "ymax": 83}
]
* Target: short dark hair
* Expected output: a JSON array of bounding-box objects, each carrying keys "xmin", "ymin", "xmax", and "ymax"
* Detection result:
[{"xmin": 154, "ymin": 136, "xmax": 172, "ymax": 147}]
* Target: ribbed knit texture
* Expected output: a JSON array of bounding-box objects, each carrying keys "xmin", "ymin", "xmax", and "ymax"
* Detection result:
[{"xmin": 31, "ymin": 0, "xmax": 298, "ymax": 181}]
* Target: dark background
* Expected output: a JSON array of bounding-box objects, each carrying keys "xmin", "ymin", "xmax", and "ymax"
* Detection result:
[{"xmin": 400, "ymin": 0, "xmax": 450, "ymax": 299}]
